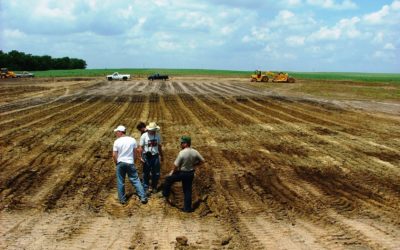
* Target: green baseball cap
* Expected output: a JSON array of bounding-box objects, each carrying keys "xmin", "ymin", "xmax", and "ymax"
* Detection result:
[{"xmin": 180, "ymin": 136, "xmax": 191, "ymax": 144}]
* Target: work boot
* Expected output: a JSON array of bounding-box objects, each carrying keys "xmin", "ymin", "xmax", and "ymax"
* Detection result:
[
  {"xmin": 146, "ymin": 188, "xmax": 152, "ymax": 196},
  {"xmin": 181, "ymin": 208, "xmax": 193, "ymax": 213}
]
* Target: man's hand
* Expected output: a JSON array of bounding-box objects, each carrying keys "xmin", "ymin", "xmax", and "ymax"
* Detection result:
[
  {"xmin": 137, "ymin": 146, "xmax": 143, "ymax": 162},
  {"xmin": 112, "ymin": 151, "xmax": 118, "ymax": 165},
  {"xmin": 169, "ymin": 165, "xmax": 179, "ymax": 176}
]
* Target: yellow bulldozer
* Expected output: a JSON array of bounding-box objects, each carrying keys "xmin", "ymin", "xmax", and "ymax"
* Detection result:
[
  {"xmin": 250, "ymin": 70, "xmax": 295, "ymax": 83},
  {"xmin": 0, "ymin": 68, "xmax": 16, "ymax": 79},
  {"xmin": 250, "ymin": 70, "xmax": 274, "ymax": 82},
  {"xmin": 271, "ymin": 72, "xmax": 296, "ymax": 83}
]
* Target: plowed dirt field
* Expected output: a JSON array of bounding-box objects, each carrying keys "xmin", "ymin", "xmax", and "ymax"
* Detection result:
[{"xmin": 1, "ymin": 77, "xmax": 399, "ymax": 249}]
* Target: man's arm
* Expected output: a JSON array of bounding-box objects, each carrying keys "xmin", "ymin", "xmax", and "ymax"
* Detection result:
[
  {"xmin": 112, "ymin": 151, "xmax": 118, "ymax": 164},
  {"xmin": 195, "ymin": 152, "xmax": 205, "ymax": 166},
  {"xmin": 137, "ymin": 146, "xmax": 144, "ymax": 162},
  {"xmin": 169, "ymin": 163, "xmax": 179, "ymax": 176},
  {"xmin": 158, "ymin": 144, "xmax": 163, "ymax": 160},
  {"xmin": 169, "ymin": 152, "xmax": 182, "ymax": 176},
  {"xmin": 138, "ymin": 134, "xmax": 145, "ymax": 162},
  {"xmin": 195, "ymin": 160, "xmax": 205, "ymax": 167},
  {"xmin": 134, "ymin": 146, "xmax": 138, "ymax": 163},
  {"xmin": 157, "ymin": 134, "xmax": 163, "ymax": 160}
]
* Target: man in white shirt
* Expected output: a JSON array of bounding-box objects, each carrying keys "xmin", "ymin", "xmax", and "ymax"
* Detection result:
[
  {"xmin": 137, "ymin": 122, "xmax": 163, "ymax": 194},
  {"xmin": 113, "ymin": 125, "xmax": 147, "ymax": 205}
]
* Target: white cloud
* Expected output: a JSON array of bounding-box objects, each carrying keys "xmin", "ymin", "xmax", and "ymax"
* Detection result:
[
  {"xmin": 176, "ymin": 12, "xmax": 214, "ymax": 30},
  {"xmin": 337, "ymin": 17, "xmax": 361, "ymax": 38},
  {"xmin": 308, "ymin": 16, "xmax": 361, "ymax": 41},
  {"xmin": 207, "ymin": 39, "xmax": 225, "ymax": 46},
  {"xmin": 391, "ymin": 0, "xmax": 400, "ymax": 10},
  {"xmin": 372, "ymin": 32, "xmax": 385, "ymax": 44},
  {"xmin": 282, "ymin": 53, "xmax": 297, "ymax": 59},
  {"xmin": 363, "ymin": 5, "xmax": 390, "ymax": 24},
  {"xmin": 87, "ymin": 0, "xmax": 97, "ymax": 10},
  {"xmin": 285, "ymin": 0, "xmax": 302, "ymax": 7},
  {"xmin": 277, "ymin": 10, "xmax": 295, "ymax": 24},
  {"xmin": 306, "ymin": 44, "xmax": 336, "ymax": 58},
  {"xmin": 306, "ymin": 0, "xmax": 357, "ymax": 10},
  {"xmin": 157, "ymin": 41, "xmax": 180, "ymax": 51},
  {"xmin": 286, "ymin": 36, "xmax": 305, "ymax": 46},
  {"xmin": 126, "ymin": 17, "xmax": 147, "ymax": 38},
  {"xmin": 3, "ymin": 29, "xmax": 27, "ymax": 39},
  {"xmin": 220, "ymin": 26, "xmax": 235, "ymax": 35},
  {"xmin": 266, "ymin": 10, "xmax": 317, "ymax": 30},
  {"xmin": 154, "ymin": 0, "xmax": 170, "ymax": 7},
  {"xmin": 309, "ymin": 26, "xmax": 341, "ymax": 41},
  {"xmin": 363, "ymin": 1, "xmax": 400, "ymax": 25},
  {"xmin": 384, "ymin": 43, "xmax": 395, "ymax": 50},
  {"xmin": 369, "ymin": 48, "xmax": 396, "ymax": 62},
  {"xmin": 241, "ymin": 36, "xmax": 251, "ymax": 43},
  {"xmin": 260, "ymin": 44, "xmax": 297, "ymax": 60},
  {"xmin": 242, "ymin": 27, "xmax": 272, "ymax": 43},
  {"xmin": 33, "ymin": 0, "xmax": 76, "ymax": 21},
  {"xmin": 117, "ymin": 5, "xmax": 134, "ymax": 19},
  {"xmin": 359, "ymin": 1, "xmax": 400, "ymax": 56},
  {"xmin": 374, "ymin": 51, "xmax": 384, "ymax": 58},
  {"xmin": 263, "ymin": 45, "xmax": 273, "ymax": 53}
]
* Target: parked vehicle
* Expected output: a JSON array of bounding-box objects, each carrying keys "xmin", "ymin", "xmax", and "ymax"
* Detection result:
[
  {"xmin": 0, "ymin": 68, "xmax": 16, "ymax": 79},
  {"xmin": 106, "ymin": 72, "xmax": 130, "ymax": 81},
  {"xmin": 250, "ymin": 70, "xmax": 273, "ymax": 82},
  {"xmin": 148, "ymin": 73, "xmax": 169, "ymax": 81},
  {"xmin": 16, "ymin": 71, "xmax": 35, "ymax": 78},
  {"xmin": 250, "ymin": 70, "xmax": 295, "ymax": 83},
  {"xmin": 271, "ymin": 72, "xmax": 296, "ymax": 83}
]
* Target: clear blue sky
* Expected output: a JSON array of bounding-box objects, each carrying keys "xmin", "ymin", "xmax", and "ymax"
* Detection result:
[{"xmin": 1, "ymin": 0, "xmax": 399, "ymax": 72}]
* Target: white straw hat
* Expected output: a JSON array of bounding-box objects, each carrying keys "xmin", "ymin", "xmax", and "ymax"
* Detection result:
[{"xmin": 146, "ymin": 122, "xmax": 160, "ymax": 131}]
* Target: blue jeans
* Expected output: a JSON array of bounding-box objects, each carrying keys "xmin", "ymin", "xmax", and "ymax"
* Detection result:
[
  {"xmin": 116, "ymin": 162, "xmax": 146, "ymax": 203},
  {"xmin": 142, "ymin": 154, "xmax": 160, "ymax": 191},
  {"xmin": 162, "ymin": 171, "xmax": 195, "ymax": 212}
]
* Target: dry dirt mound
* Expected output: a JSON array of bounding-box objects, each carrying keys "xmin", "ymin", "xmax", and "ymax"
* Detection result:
[{"xmin": 1, "ymin": 77, "xmax": 399, "ymax": 249}]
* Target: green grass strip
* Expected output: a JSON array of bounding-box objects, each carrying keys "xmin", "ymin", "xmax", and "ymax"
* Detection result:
[{"xmin": 31, "ymin": 69, "xmax": 400, "ymax": 83}]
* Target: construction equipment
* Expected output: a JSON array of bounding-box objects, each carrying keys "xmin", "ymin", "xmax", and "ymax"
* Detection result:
[
  {"xmin": 250, "ymin": 70, "xmax": 295, "ymax": 83},
  {"xmin": 272, "ymin": 72, "xmax": 296, "ymax": 83},
  {"xmin": 250, "ymin": 70, "xmax": 274, "ymax": 82},
  {"xmin": 0, "ymin": 68, "xmax": 16, "ymax": 79}
]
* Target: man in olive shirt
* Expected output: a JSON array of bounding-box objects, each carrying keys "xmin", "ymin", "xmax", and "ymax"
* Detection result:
[{"xmin": 162, "ymin": 136, "xmax": 204, "ymax": 212}]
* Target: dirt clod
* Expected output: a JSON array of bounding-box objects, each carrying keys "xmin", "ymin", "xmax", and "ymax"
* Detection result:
[
  {"xmin": 221, "ymin": 235, "xmax": 232, "ymax": 245},
  {"xmin": 176, "ymin": 236, "xmax": 189, "ymax": 246}
]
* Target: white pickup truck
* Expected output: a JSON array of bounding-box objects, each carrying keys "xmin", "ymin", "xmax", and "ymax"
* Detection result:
[{"xmin": 106, "ymin": 72, "xmax": 131, "ymax": 81}]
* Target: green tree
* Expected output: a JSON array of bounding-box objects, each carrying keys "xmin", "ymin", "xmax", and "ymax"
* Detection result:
[{"xmin": 0, "ymin": 50, "xmax": 87, "ymax": 70}]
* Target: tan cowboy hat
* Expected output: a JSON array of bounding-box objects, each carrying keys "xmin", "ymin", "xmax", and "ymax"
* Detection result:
[{"xmin": 146, "ymin": 122, "xmax": 160, "ymax": 131}]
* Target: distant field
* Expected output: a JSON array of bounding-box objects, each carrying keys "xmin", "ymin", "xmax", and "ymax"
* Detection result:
[
  {"xmin": 31, "ymin": 69, "xmax": 400, "ymax": 83},
  {"xmin": 291, "ymin": 72, "xmax": 400, "ymax": 84},
  {"xmin": 32, "ymin": 69, "xmax": 249, "ymax": 78}
]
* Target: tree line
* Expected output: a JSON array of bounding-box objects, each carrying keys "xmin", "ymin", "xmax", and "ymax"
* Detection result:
[{"xmin": 0, "ymin": 50, "xmax": 87, "ymax": 71}]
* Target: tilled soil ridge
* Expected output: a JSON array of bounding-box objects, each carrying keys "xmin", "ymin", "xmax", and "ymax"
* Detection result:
[{"xmin": 1, "ymin": 77, "xmax": 399, "ymax": 249}]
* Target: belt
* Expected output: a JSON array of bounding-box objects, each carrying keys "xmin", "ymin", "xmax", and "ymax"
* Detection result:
[
  {"xmin": 179, "ymin": 169, "xmax": 195, "ymax": 173},
  {"xmin": 145, "ymin": 153, "xmax": 159, "ymax": 157}
]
